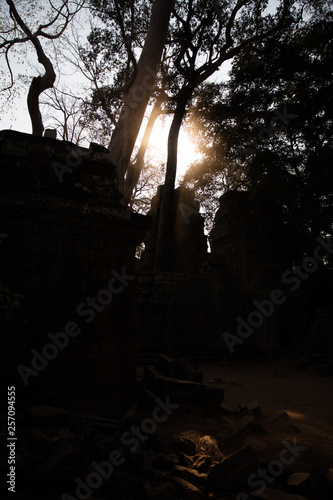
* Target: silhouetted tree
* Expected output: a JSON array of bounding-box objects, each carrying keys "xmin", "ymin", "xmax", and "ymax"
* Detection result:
[
  {"xmin": 184, "ymin": 6, "xmax": 333, "ymax": 256},
  {"xmin": 155, "ymin": 0, "xmax": 297, "ymax": 271},
  {"xmin": 0, "ymin": 0, "xmax": 84, "ymax": 135},
  {"xmin": 106, "ymin": 0, "xmax": 175, "ymax": 192}
]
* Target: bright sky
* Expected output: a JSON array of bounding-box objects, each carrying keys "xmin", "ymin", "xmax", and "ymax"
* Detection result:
[
  {"xmin": 0, "ymin": 68, "xmax": 231, "ymax": 184},
  {"xmin": 143, "ymin": 59, "xmax": 232, "ymax": 182},
  {"xmin": 142, "ymin": 115, "xmax": 200, "ymax": 183}
]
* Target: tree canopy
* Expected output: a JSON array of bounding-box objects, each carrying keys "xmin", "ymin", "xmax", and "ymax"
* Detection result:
[
  {"xmin": 183, "ymin": 2, "xmax": 333, "ymax": 254},
  {"xmin": 0, "ymin": 0, "xmax": 84, "ymax": 135},
  {"xmin": 1, "ymin": 0, "xmax": 332, "ymax": 267}
]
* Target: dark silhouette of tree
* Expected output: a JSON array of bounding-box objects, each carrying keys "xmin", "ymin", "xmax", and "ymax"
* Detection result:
[
  {"xmin": 123, "ymin": 91, "xmax": 167, "ymax": 206},
  {"xmin": 154, "ymin": 0, "xmax": 296, "ymax": 271},
  {"xmin": 76, "ymin": 1, "xmax": 173, "ymax": 194},
  {"xmin": 82, "ymin": 0, "xmax": 321, "ymax": 271},
  {"xmin": 4, "ymin": 0, "xmax": 329, "ymax": 270},
  {"xmin": 41, "ymin": 87, "xmax": 87, "ymax": 144},
  {"xmin": 184, "ymin": 5, "xmax": 333, "ymax": 257},
  {"xmin": 106, "ymin": 0, "xmax": 176, "ymax": 192},
  {"xmin": 1, "ymin": 0, "xmax": 84, "ymax": 136}
]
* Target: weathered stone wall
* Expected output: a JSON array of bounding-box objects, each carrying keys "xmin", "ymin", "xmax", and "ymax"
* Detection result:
[
  {"xmin": 138, "ymin": 189, "xmax": 300, "ymax": 354},
  {"xmin": 303, "ymin": 309, "xmax": 333, "ymax": 354},
  {"xmin": 210, "ymin": 190, "xmax": 287, "ymax": 292},
  {"xmin": 208, "ymin": 190, "xmax": 291, "ymax": 351},
  {"xmin": 140, "ymin": 186, "xmax": 208, "ymax": 273},
  {"xmin": 138, "ymin": 186, "xmax": 216, "ymax": 351},
  {"xmin": 138, "ymin": 272, "xmax": 217, "ymax": 351},
  {"xmin": 0, "ymin": 130, "xmax": 151, "ymax": 403}
]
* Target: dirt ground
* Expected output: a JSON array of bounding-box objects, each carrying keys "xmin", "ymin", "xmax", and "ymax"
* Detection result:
[{"xmin": 161, "ymin": 356, "xmax": 333, "ymax": 475}]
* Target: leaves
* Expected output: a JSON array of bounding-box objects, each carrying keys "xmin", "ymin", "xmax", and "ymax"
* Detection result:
[{"xmin": 183, "ymin": 5, "xmax": 333, "ymax": 252}]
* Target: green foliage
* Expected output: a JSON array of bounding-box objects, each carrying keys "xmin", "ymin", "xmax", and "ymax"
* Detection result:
[
  {"xmin": 183, "ymin": 5, "xmax": 333, "ymax": 251},
  {"xmin": 78, "ymin": 0, "xmax": 152, "ymax": 135}
]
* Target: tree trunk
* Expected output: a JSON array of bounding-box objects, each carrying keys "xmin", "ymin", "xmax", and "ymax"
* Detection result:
[
  {"xmin": 108, "ymin": 0, "xmax": 175, "ymax": 193},
  {"xmin": 154, "ymin": 83, "xmax": 195, "ymax": 271},
  {"xmin": 6, "ymin": 0, "xmax": 56, "ymax": 137},
  {"xmin": 27, "ymin": 62, "xmax": 56, "ymax": 136},
  {"xmin": 123, "ymin": 95, "xmax": 164, "ymax": 206}
]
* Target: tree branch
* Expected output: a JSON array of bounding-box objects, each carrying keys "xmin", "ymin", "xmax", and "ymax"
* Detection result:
[{"xmin": 4, "ymin": 0, "xmax": 82, "ymax": 135}]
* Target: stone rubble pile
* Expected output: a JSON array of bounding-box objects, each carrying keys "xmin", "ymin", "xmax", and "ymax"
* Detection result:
[{"xmin": 7, "ymin": 356, "xmax": 333, "ymax": 500}]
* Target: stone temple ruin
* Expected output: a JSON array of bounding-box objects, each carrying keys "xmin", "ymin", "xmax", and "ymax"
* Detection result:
[
  {"xmin": 1, "ymin": 128, "xmax": 332, "ymax": 397},
  {"xmin": 0, "ymin": 130, "xmax": 151, "ymax": 404},
  {"xmin": 1, "ymin": 130, "xmax": 333, "ymax": 499}
]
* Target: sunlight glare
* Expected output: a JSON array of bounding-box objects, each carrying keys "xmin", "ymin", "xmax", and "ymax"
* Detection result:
[{"xmin": 148, "ymin": 116, "xmax": 201, "ymax": 181}]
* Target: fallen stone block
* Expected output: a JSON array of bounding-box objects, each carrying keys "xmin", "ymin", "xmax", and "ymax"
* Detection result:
[
  {"xmin": 240, "ymin": 402, "xmax": 249, "ymax": 414},
  {"xmin": 143, "ymin": 366, "xmax": 224, "ymax": 408},
  {"xmin": 219, "ymin": 416, "xmax": 239, "ymax": 434},
  {"xmin": 240, "ymin": 400, "xmax": 262, "ymax": 418},
  {"xmin": 156, "ymin": 353, "xmax": 203, "ymax": 382},
  {"xmin": 169, "ymin": 476, "xmax": 203, "ymax": 500},
  {"xmin": 207, "ymin": 445, "xmax": 260, "ymax": 491},
  {"xmin": 268, "ymin": 411, "xmax": 290, "ymax": 424},
  {"xmin": 172, "ymin": 435, "xmax": 197, "ymax": 456},
  {"xmin": 238, "ymin": 415, "xmax": 267, "ymax": 433},
  {"xmin": 220, "ymin": 404, "xmax": 238, "ymax": 415},
  {"xmin": 192, "ymin": 454, "xmax": 212, "ymax": 473},
  {"xmin": 174, "ymin": 464, "xmax": 207, "ymax": 484}
]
